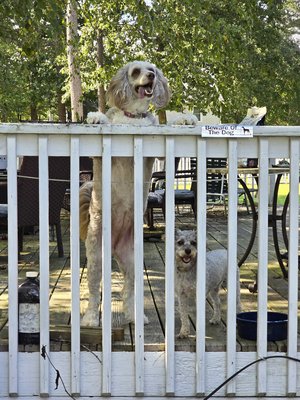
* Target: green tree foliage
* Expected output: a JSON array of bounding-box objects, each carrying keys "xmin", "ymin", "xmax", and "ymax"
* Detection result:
[
  {"xmin": 0, "ymin": 0, "xmax": 66, "ymax": 121},
  {"xmin": 0, "ymin": 0, "xmax": 299, "ymax": 124}
]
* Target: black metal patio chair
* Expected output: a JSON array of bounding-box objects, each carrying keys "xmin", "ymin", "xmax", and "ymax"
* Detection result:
[{"xmin": 0, "ymin": 156, "xmax": 70, "ymax": 257}]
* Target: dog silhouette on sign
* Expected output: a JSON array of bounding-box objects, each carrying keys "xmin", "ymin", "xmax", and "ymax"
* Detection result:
[{"xmin": 242, "ymin": 126, "xmax": 250, "ymax": 134}]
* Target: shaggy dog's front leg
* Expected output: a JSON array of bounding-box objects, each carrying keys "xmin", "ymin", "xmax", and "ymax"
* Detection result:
[
  {"xmin": 115, "ymin": 240, "xmax": 149, "ymax": 325},
  {"xmin": 81, "ymin": 212, "xmax": 102, "ymax": 326},
  {"xmin": 81, "ymin": 157, "xmax": 103, "ymax": 327}
]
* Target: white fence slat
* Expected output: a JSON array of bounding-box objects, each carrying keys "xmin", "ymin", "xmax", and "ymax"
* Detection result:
[
  {"xmin": 70, "ymin": 138, "xmax": 81, "ymax": 396},
  {"xmin": 134, "ymin": 137, "xmax": 145, "ymax": 395},
  {"xmin": 287, "ymin": 138, "xmax": 299, "ymax": 395},
  {"xmin": 196, "ymin": 139, "xmax": 207, "ymax": 396},
  {"xmin": 102, "ymin": 137, "xmax": 112, "ymax": 396},
  {"xmin": 38, "ymin": 137, "xmax": 50, "ymax": 396},
  {"xmin": 7, "ymin": 136, "xmax": 18, "ymax": 396},
  {"xmin": 257, "ymin": 138, "xmax": 269, "ymax": 396},
  {"xmin": 165, "ymin": 137, "xmax": 175, "ymax": 395},
  {"xmin": 226, "ymin": 140, "xmax": 238, "ymax": 396}
]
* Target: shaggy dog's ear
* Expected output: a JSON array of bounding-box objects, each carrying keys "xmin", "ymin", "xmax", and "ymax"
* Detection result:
[
  {"xmin": 152, "ymin": 67, "xmax": 171, "ymax": 109},
  {"xmin": 106, "ymin": 65, "xmax": 133, "ymax": 109}
]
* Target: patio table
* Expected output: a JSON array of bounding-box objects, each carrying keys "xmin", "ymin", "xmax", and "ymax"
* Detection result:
[{"xmin": 208, "ymin": 166, "xmax": 291, "ymax": 278}]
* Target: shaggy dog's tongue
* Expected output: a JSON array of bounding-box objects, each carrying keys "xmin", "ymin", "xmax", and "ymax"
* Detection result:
[
  {"xmin": 137, "ymin": 86, "xmax": 153, "ymax": 99},
  {"xmin": 138, "ymin": 86, "xmax": 146, "ymax": 99},
  {"xmin": 182, "ymin": 256, "xmax": 191, "ymax": 264}
]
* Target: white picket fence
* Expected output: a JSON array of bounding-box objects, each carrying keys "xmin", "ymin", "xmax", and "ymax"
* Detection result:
[{"xmin": 0, "ymin": 123, "xmax": 300, "ymax": 399}]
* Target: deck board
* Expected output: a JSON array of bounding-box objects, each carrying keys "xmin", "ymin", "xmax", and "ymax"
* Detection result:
[{"xmin": 0, "ymin": 205, "xmax": 298, "ymax": 352}]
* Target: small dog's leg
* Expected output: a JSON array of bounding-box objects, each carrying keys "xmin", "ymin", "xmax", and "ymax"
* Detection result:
[
  {"xmin": 208, "ymin": 287, "xmax": 221, "ymax": 325},
  {"xmin": 177, "ymin": 293, "xmax": 190, "ymax": 338}
]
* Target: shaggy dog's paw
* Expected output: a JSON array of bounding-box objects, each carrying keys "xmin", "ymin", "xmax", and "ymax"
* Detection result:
[
  {"xmin": 171, "ymin": 113, "xmax": 198, "ymax": 125},
  {"xmin": 81, "ymin": 309, "xmax": 100, "ymax": 327},
  {"xmin": 166, "ymin": 111, "xmax": 198, "ymax": 126},
  {"xmin": 209, "ymin": 316, "xmax": 221, "ymax": 325},
  {"xmin": 124, "ymin": 313, "xmax": 149, "ymax": 325},
  {"xmin": 177, "ymin": 329, "xmax": 189, "ymax": 339},
  {"xmin": 172, "ymin": 113, "xmax": 198, "ymax": 126},
  {"xmin": 87, "ymin": 111, "xmax": 109, "ymax": 124}
]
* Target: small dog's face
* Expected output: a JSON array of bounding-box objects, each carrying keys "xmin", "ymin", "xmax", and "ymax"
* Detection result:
[{"xmin": 175, "ymin": 229, "xmax": 197, "ymax": 272}]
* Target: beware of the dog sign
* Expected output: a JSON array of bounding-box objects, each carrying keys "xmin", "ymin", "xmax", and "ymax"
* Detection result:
[{"xmin": 201, "ymin": 125, "xmax": 253, "ymax": 138}]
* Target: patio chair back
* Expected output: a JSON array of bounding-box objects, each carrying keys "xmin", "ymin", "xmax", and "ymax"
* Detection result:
[
  {"xmin": 205, "ymin": 158, "xmax": 228, "ymax": 205},
  {"xmin": 0, "ymin": 156, "xmax": 70, "ymax": 257}
]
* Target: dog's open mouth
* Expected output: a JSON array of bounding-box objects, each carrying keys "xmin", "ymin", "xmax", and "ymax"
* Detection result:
[
  {"xmin": 181, "ymin": 256, "xmax": 191, "ymax": 264},
  {"xmin": 136, "ymin": 83, "xmax": 154, "ymax": 99}
]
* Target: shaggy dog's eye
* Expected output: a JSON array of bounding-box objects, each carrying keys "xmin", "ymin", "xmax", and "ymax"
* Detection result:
[
  {"xmin": 131, "ymin": 68, "xmax": 141, "ymax": 79},
  {"xmin": 190, "ymin": 240, "xmax": 197, "ymax": 247},
  {"xmin": 177, "ymin": 240, "xmax": 184, "ymax": 246}
]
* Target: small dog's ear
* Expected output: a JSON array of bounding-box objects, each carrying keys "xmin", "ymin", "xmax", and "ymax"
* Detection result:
[
  {"xmin": 106, "ymin": 65, "xmax": 133, "ymax": 109},
  {"xmin": 152, "ymin": 67, "xmax": 171, "ymax": 109},
  {"xmin": 175, "ymin": 228, "xmax": 182, "ymax": 238}
]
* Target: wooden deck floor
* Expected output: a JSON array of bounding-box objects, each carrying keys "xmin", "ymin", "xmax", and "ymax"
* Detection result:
[{"xmin": 0, "ymin": 205, "xmax": 298, "ymax": 353}]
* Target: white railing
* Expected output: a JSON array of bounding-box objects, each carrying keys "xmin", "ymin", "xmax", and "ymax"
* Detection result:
[{"xmin": 0, "ymin": 123, "xmax": 300, "ymax": 399}]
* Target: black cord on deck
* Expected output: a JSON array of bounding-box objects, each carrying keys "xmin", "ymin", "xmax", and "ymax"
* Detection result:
[{"xmin": 41, "ymin": 345, "xmax": 77, "ymax": 400}]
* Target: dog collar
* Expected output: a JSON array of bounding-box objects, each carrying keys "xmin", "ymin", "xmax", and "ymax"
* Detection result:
[{"xmin": 124, "ymin": 111, "xmax": 148, "ymax": 119}]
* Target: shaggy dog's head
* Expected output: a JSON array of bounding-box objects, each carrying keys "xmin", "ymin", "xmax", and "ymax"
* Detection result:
[
  {"xmin": 106, "ymin": 61, "xmax": 171, "ymax": 112},
  {"xmin": 175, "ymin": 229, "xmax": 197, "ymax": 272}
]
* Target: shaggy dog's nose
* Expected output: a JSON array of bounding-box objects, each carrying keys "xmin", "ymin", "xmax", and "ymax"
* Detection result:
[
  {"xmin": 147, "ymin": 71, "xmax": 155, "ymax": 80},
  {"xmin": 185, "ymin": 248, "xmax": 191, "ymax": 255}
]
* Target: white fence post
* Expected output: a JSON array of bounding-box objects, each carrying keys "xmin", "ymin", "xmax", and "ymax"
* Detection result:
[
  {"xmin": 70, "ymin": 137, "xmax": 81, "ymax": 396},
  {"xmin": 134, "ymin": 136, "xmax": 145, "ymax": 396},
  {"xmin": 165, "ymin": 137, "xmax": 175, "ymax": 396},
  {"xmin": 101, "ymin": 137, "xmax": 112, "ymax": 396},
  {"xmin": 39, "ymin": 137, "xmax": 50, "ymax": 396},
  {"xmin": 196, "ymin": 139, "xmax": 207, "ymax": 396},
  {"xmin": 7, "ymin": 136, "xmax": 18, "ymax": 396},
  {"xmin": 257, "ymin": 138, "xmax": 269, "ymax": 396},
  {"xmin": 287, "ymin": 137, "xmax": 299, "ymax": 395},
  {"xmin": 226, "ymin": 140, "xmax": 238, "ymax": 396}
]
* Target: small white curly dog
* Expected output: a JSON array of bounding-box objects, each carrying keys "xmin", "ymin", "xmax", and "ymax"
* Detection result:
[
  {"xmin": 175, "ymin": 229, "xmax": 241, "ymax": 338},
  {"xmin": 80, "ymin": 61, "xmax": 197, "ymax": 326}
]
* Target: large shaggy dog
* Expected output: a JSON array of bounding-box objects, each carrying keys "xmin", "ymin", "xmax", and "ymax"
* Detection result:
[{"xmin": 81, "ymin": 61, "xmax": 197, "ymax": 326}]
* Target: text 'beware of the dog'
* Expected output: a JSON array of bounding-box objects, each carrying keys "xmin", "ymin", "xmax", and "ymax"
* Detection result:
[{"xmin": 202, "ymin": 125, "xmax": 253, "ymax": 138}]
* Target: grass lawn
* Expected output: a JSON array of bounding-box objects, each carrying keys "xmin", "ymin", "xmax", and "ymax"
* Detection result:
[
  {"xmin": 245, "ymin": 181, "xmax": 299, "ymax": 206},
  {"xmin": 277, "ymin": 183, "xmax": 290, "ymax": 206},
  {"xmin": 176, "ymin": 179, "xmax": 298, "ymax": 207}
]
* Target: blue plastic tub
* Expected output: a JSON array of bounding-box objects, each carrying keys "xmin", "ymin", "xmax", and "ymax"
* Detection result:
[{"xmin": 237, "ymin": 311, "xmax": 288, "ymax": 341}]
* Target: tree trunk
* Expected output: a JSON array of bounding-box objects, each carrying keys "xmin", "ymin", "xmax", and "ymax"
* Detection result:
[
  {"xmin": 30, "ymin": 104, "xmax": 38, "ymax": 121},
  {"xmin": 66, "ymin": 0, "xmax": 83, "ymax": 122},
  {"xmin": 96, "ymin": 33, "xmax": 106, "ymax": 113},
  {"xmin": 57, "ymin": 91, "xmax": 66, "ymax": 122},
  {"xmin": 158, "ymin": 110, "xmax": 167, "ymax": 124}
]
